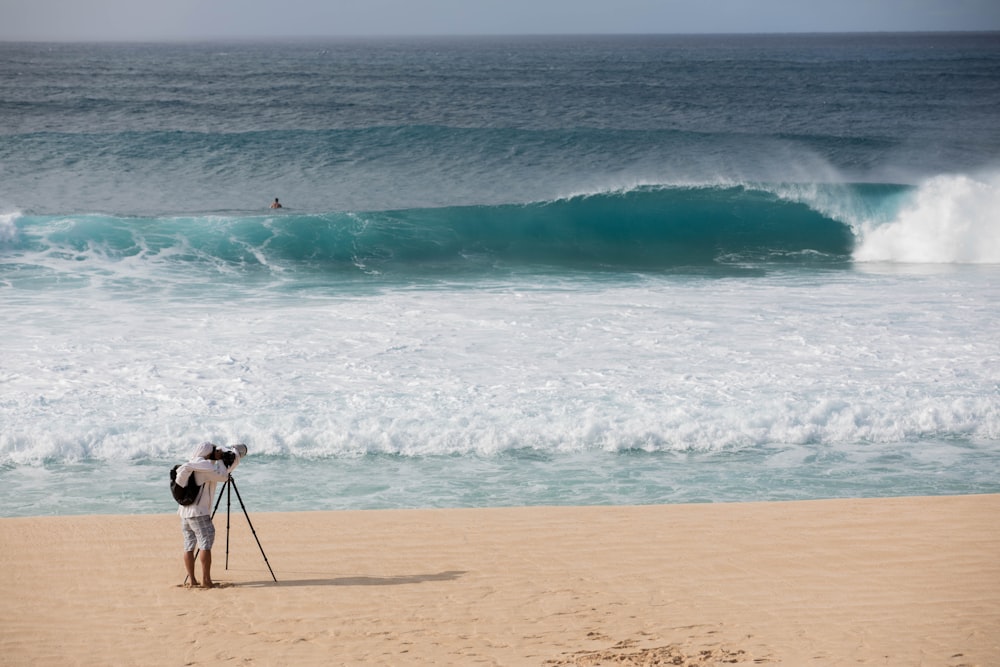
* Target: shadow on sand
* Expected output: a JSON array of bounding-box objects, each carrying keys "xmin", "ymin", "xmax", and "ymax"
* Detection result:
[{"xmin": 237, "ymin": 570, "xmax": 467, "ymax": 588}]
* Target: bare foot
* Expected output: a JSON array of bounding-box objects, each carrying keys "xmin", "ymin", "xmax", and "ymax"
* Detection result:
[{"xmin": 201, "ymin": 580, "xmax": 214, "ymax": 589}]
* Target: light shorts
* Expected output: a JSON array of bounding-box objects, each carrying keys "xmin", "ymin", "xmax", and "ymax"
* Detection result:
[{"xmin": 181, "ymin": 514, "xmax": 216, "ymax": 552}]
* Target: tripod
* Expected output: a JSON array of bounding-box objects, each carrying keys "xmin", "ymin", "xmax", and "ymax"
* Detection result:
[{"xmin": 184, "ymin": 474, "xmax": 277, "ymax": 584}]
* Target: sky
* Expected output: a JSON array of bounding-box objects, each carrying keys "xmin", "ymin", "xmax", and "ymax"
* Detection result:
[{"xmin": 1, "ymin": 0, "xmax": 999, "ymax": 41}]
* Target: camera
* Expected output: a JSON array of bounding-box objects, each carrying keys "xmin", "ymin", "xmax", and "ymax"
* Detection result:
[{"xmin": 220, "ymin": 444, "xmax": 248, "ymax": 467}]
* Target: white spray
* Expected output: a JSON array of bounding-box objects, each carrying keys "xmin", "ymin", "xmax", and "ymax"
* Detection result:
[{"xmin": 854, "ymin": 172, "xmax": 1000, "ymax": 264}]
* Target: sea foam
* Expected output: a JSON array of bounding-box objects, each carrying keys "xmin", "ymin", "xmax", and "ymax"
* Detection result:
[
  {"xmin": 854, "ymin": 172, "xmax": 1000, "ymax": 263},
  {"xmin": 0, "ymin": 210, "xmax": 19, "ymax": 244}
]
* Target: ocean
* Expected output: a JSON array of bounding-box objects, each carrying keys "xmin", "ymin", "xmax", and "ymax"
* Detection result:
[{"xmin": 2, "ymin": 33, "xmax": 999, "ymax": 517}]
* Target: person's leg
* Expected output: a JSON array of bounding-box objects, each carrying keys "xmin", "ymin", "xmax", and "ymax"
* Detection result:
[
  {"xmin": 199, "ymin": 549, "xmax": 213, "ymax": 588},
  {"xmin": 189, "ymin": 515, "xmax": 217, "ymax": 588},
  {"xmin": 183, "ymin": 550, "xmax": 199, "ymax": 585},
  {"xmin": 181, "ymin": 518, "xmax": 200, "ymax": 586}
]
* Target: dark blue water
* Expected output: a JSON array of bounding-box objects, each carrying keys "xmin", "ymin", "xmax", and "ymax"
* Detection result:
[{"xmin": 2, "ymin": 33, "xmax": 998, "ymax": 215}]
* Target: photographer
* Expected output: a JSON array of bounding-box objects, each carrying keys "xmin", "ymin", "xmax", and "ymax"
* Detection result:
[{"xmin": 174, "ymin": 442, "xmax": 245, "ymax": 588}]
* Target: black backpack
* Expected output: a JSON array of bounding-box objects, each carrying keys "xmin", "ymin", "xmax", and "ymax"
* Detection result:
[{"xmin": 170, "ymin": 464, "xmax": 203, "ymax": 506}]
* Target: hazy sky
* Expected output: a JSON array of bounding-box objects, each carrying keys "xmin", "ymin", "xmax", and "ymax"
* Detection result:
[{"xmin": 2, "ymin": 0, "xmax": 999, "ymax": 41}]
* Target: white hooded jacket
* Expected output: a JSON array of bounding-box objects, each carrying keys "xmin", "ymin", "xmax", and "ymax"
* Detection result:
[{"xmin": 175, "ymin": 443, "xmax": 241, "ymax": 518}]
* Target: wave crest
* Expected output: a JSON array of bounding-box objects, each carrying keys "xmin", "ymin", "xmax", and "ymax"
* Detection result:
[
  {"xmin": 4, "ymin": 185, "xmax": 856, "ymax": 281},
  {"xmin": 854, "ymin": 172, "xmax": 1000, "ymax": 263}
]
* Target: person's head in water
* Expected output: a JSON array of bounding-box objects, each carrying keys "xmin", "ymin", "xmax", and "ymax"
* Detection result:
[{"xmin": 270, "ymin": 198, "xmax": 282, "ymax": 209}]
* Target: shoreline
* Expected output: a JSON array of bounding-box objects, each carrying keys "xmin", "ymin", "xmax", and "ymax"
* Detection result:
[{"xmin": 2, "ymin": 494, "xmax": 999, "ymax": 665}]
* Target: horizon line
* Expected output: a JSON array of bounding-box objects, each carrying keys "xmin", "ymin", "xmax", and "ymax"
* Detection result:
[{"xmin": 2, "ymin": 29, "xmax": 999, "ymax": 44}]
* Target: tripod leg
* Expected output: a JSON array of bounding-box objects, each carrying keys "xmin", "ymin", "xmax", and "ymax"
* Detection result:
[
  {"xmin": 228, "ymin": 477, "xmax": 278, "ymax": 582},
  {"xmin": 225, "ymin": 479, "xmax": 232, "ymax": 570}
]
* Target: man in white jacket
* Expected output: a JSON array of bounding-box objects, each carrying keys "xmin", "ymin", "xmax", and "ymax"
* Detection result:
[{"xmin": 174, "ymin": 442, "xmax": 243, "ymax": 588}]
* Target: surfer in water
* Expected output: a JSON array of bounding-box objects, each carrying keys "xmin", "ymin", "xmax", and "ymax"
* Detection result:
[{"xmin": 270, "ymin": 198, "xmax": 282, "ymax": 209}]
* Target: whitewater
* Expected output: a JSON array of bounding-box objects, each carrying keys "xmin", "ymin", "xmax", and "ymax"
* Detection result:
[{"xmin": 1, "ymin": 33, "xmax": 999, "ymax": 516}]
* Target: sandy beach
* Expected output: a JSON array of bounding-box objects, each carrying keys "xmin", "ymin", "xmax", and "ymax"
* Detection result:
[{"xmin": 1, "ymin": 494, "xmax": 998, "ymax": 666}]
